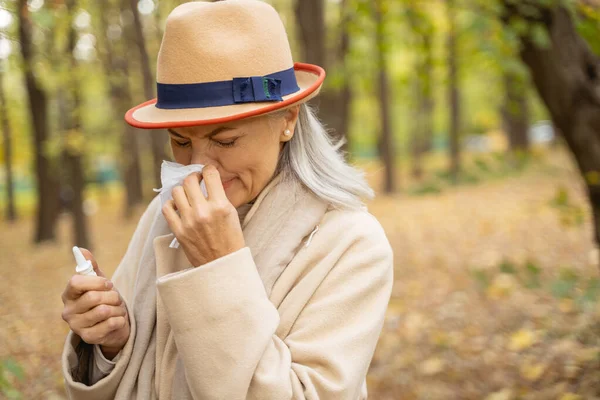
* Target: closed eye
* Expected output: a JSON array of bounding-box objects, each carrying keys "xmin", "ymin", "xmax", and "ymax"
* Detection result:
[{"xmin": 214, "ymin": 139, "xmax": 237, "ymax": 148}]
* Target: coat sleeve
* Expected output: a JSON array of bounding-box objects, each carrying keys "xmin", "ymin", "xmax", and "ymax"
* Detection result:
[
  {"xmin": 61, "ymin": 195, "xmax": 161, "ymax": 399},
  {"xmin": 155, "ymin": 213, "xmax": 394, "ymax": 400}
]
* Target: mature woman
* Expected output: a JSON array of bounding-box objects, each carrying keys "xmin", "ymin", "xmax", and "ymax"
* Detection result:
[{"xmin": 60, "ymin": 0, "xmax": 393, "ymax": 399}]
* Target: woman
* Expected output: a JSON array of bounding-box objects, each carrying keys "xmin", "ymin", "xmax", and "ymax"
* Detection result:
[{"xmin": 60, "ymin": 0, "xmax": 393, "ymax": 399}]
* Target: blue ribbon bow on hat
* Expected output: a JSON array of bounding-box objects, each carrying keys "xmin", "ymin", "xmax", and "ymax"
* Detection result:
[{"xmin": 156, "ymin": 67, "xmax": 299, "ymax": 110}]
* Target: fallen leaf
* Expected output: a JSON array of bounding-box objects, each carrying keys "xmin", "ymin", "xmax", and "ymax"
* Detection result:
[
  {"xmin": 419, "ymin": 357, "xmax": 445, "ymax": 376},
  {"xmin": 559, "ymin": 394, "xmax": 582, "ymax": 400},
  {"xmin": 519, "ymin": 361, "xmax": 546, "ymax": 381},
  {"xmin": 485, "ymin": 388, "xmax": 513, "ymax": 400},
  {"xmin": 509, "ymin": 329, "xmax": 537, "ymax": 352}
]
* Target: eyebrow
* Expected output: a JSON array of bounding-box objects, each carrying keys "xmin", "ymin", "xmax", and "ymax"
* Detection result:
[{"xmin": 167, "ymin": 126, "xmax": 235, "ymax": 139}]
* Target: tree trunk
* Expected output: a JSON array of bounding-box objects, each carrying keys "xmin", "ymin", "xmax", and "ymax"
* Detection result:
[
  {"xmin": 422, "ymin": 33, "xmax": 435, "ymax": 153},
  {"xmin": 97, "ymin": 0, "xmax": 144, "ymax": 218},
  {"xmin": 130, "ymin": 0, "xmax": 168, "ymax": 189},
  {"xmin": 294, "ymin": 0, "xmax": 352, "ymax": 157},
  {"xmin": 0, "ymin": 60, "xmax": 16, "ymax": 222},
  {"xmin": 502, "ymin": 3, "xmax": 600, "ymax": 264},
  {"xmin": 17, "ymin": 0, "xmax": 60, "ymax": 242},
  {"xmin": 410, "ymin": 80, "xmax": 424, "ymax": 179},
  {"xmin": 502, "ymin": 70, "xmax": 530, "ymax": 152},
  {"xmin": 65, "ymin": 0, "xmax": 91, "ymax": 249},
  {"xmin": 407, "ymin": 4, "xmax": 435, "ymax": 179},
  {"xmin": 447, "ymin": 0, "xmax": 461, "ymax": 184},
  {"xmin": 374, "ymin": 0, "xmax": 395, "ymax": 193}
]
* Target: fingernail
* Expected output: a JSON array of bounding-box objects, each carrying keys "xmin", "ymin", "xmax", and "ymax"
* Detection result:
[{"xmin": 105, "ymin": 280, "xmax": 113, "ymax": 289}]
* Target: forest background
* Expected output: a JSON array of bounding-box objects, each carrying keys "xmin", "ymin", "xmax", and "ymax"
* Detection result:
[{"xmin": 1, "ymin": 0, "xmax": 600, "ymax": 398}]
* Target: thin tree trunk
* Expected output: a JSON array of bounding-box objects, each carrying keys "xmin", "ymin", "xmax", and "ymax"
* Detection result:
[
  {"xmin": 407, "ymin": 5, "xmax": 435, "ymax": 179},
  {"xmin": 129, "ymin": 0, "xmax": 168, "ymax": 189},
  {"xmin": 97, "ymin": 0, "xmax": 144, "ymax": 218},
  {"xmin": 502, "ymin": 70, "xmax": 530, "ymax": 152},
  {"xmin": 0, "ymin": 60, "xmax": 16, "ymax": 221},
  {"xmin": 411, "ymin": 77, "xmax": 424, "ymax": 179},
  {"xmin": 502, "ymin": 3, "xmax": 600, "ymax": 265},
  {"xmin": 447, "ymin": 0, "xmax": 461, "ymax": 184},
  {"xmin": 17, "ymin": 0, "xmax": 59, "ymax": 242},
  {"xmin": 65, "ymin": 0, "xmax": 91, "ymax": 249},
  {"xmin": 374, "ymin": 0, "xmax": 395, "ymax": 193},
  {"xmin": 422, "ymin": 33, "xmax": 435, "ymax": 153}
]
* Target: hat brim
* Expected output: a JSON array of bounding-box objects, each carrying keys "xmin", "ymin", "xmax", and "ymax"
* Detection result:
[{"xmin": 124, "ymin": 63, "xmax": 325, "ymax": 129}]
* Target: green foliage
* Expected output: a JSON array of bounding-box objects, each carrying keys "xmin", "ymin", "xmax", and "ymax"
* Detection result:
[
  {"xmin": 530, "ymin": 23, "xmax": 551, "ymax": 49},
  {"xmin": 575, "ymin": 2, "xmax": 600, "ymax": 55},
  {"xmin": 549, "ymin": 186, "xmax": 586, "ymax": 227},
  {"xmin": 470, "ymin": 260, "xmax": 598, "ymax": 312},
  {"xmin": 0, "ymin": 358, "xmax": 24, "ymax": 399},
  {"xmin": 523, "ymin": 261, "xmax": 542, "ymax": 289},
  {"xmin": 551, "ymin": 267, "xmax": 579, "ymax": 299}
]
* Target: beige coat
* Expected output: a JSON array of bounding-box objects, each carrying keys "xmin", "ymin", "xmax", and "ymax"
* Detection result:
[{"xmin": 61, "ymin": 173, "xmax": 393, "ymax": 399}]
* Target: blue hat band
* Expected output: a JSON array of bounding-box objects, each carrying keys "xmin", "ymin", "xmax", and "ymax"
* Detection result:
[{"xmin": 156, "ymin": 67, "xmax": 299, "ymax": 109}]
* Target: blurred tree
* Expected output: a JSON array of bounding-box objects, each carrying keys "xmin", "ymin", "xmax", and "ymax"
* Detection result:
[
  {"xmin": 95, "ymin": 0, "xmax": 144, "ymax": 218},
  {"xmin": 17, "ymin": 0, "xmax": 60, "ymax": 242},
  {"xmin": 0, "ymin": 58, "xmax": 16, "ymax": 222},
  {"xmin": 374, "ymin": 0, "xmax": 395, "ymax": 193},
  {"xmin": 404, "ymin": 1, "xmax": 435, "ymax": 179},
  {"xmin": 502, "ymin": 69, "xmax": 530, "ymax": 152},
  {"xmin": 447, "ymin": 0, "xmax": 461, "ymax": 183},
  {"xmin": 129, "ymin": 0, "xmax": 168, "ymax": 189},
  {"xmin": 501, "ymin": 1, "xmax": 600, "ymax": 263},
  {"xmin": 63, "ymin": 0, "xmax": 90, "ymax": 249},
  {"xmin": 294, "ymin": 0, "xmax": 352, "ymax": 156}
]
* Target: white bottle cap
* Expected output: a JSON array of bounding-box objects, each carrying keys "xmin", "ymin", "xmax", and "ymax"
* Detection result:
[{"xmin": 73, "ymin": 246, "xmax": 97, "ymax": 276}]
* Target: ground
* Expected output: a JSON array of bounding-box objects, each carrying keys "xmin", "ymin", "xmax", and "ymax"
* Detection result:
[{"xmin": 0, "ymin": 148, "xmax": 598, "ymax": 399}]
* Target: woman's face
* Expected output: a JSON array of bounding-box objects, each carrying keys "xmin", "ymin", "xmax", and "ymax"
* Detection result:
[{"xmin": 167, "ymin": 106, "xmax": 299, "ymax": 208}]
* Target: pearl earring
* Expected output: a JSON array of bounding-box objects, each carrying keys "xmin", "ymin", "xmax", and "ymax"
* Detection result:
[{"xmin": 284, "ymin": 129, "xmax": 292, "ymax": 136}]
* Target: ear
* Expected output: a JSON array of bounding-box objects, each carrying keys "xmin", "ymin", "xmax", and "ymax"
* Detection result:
[{"xmin": 279, "ymin": 105, "xmax": 301, "ymax": 143}]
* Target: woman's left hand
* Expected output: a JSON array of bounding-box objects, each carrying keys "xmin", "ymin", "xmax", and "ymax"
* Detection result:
[{"xmin": 162, "ymin": 165, "xmax": 246, "ymax": 267}]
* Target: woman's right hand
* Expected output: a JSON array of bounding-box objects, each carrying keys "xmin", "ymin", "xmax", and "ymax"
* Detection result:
[{"xmin": 61, "ymin": 248, "xmax": 130, "ymax": 359}]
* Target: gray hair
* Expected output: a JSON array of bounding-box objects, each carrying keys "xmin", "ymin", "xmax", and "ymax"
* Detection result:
[{"xmin": 269, "ymin": 103, "xmax": 374, "ymax": 210}]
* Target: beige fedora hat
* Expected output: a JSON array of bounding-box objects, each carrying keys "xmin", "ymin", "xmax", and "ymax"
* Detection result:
[{"xmin": 125, "ymin": 0, "xmax": 325, "ymax": 129}]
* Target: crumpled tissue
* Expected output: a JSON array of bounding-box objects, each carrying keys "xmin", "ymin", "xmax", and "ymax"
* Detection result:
[{"xmin": 153, "ymin": 160, "xmax": 208, "ymax": 249}]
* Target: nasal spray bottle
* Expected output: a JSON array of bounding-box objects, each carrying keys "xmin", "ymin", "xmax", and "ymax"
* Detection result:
[{"xmin": 73, "ymin": 246, "xmax": 97, "ymax": 276}]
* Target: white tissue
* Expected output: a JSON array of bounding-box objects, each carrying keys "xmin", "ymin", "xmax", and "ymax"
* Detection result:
[{"xmin": 153, "ymin": 160, "xmax": 208, "ymax": 249}]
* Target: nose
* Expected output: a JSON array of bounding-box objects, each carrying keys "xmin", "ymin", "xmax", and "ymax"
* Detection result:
[{"xmin": 190, "ymin": 149, "xmax": 217, "ymax": 168}]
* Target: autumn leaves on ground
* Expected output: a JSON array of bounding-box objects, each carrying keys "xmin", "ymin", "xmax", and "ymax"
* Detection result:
[{"xmin": 0, "ymin": 148, "xmax": 599, "ymax": 399}]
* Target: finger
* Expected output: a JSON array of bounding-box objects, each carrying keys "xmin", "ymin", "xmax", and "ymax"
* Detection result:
[
  {"xmin": 80, "ymin": 316, "xmax": 127, "ymax": 344},
  {"xmin": 201, "ymin": 165, "xmax": 227, "ymax": 202},
  {"xmin": 73, "ymin": 303, "xmax": 127, "ymax": 330},
  {"xmin": 171, "ymin": 185, "xmax": 192, "ymax": 216},
  {"xmin": 72, "ymin": 289, "xmax": 122, "ymax": 314},
  {"xmin": 78, "ymin": 248, "xmax": 105, "ymax": 278},
  {"xmin": 63, "ymin": 274, "xmax": 111, "ymax": 301},
  {"xmin": 182, "ymin": 172, "xmax": 208, "ymax": 208},
  {"xmin": 162, "ymin": 199, "xmax": 182, "ymax": 234}
]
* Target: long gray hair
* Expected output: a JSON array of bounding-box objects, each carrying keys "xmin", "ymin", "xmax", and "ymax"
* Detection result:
[{"xmin": 270, "ymin": 103, "xmax": 374, "ymax": 210}]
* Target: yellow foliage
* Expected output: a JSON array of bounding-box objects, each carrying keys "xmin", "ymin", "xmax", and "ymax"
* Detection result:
[
  {"xmin": 519, "ymin": 361, "xmax": 546, "ymax": 381},
  {"xmin": 584, "ymin": 170, "xmax": 600, "ymax": 186},
  {"xmin": 484, "ymin": 388, "xmax": 513, "ymax": 400},
  {"xmin": 508, "ymin": 329, "xmax": 537, "ymax": 352},
  {"xmin": 559, "ymin": 394, "xmax": 582, "ymax": 400},
  {"xmin": 64, "ymin": 129, "xmax": 86, "ymax": 156},
  {"xmin": 419, "ymin": 357, "xmax": 445, "ymax": 376}
]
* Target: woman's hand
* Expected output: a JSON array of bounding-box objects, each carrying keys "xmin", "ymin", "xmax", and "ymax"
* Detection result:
[
  {"xmin": 61, "ymin": 249, "xmax": 130, "ymax": 360},
  {"xmin": 162, "ymin": 165, "xmax": 246, "ymax": 267}
]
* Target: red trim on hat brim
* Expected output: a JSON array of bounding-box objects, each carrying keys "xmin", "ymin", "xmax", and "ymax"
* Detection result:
[{"xmin": 124, "ymin": 62, "xmax": 325, "ymax": 129}]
